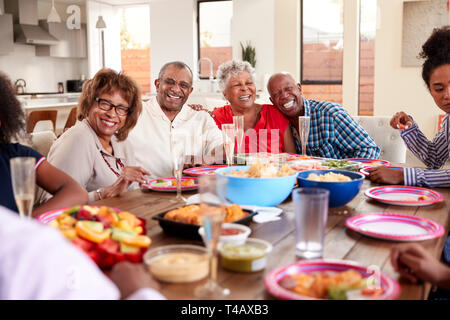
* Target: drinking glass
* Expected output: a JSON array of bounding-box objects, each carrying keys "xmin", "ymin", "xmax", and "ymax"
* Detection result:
[
  {"xmin": 194, "ymin": 175, "xmax": 230, "ymax": 299},
  {"xmin": 171, "ymin": 135, "xmax": 186, "ymax": 202},
  {"xmin": 233, "ymin": 115, "xmax": 244, "ymax": 155},
  {"xmin": 10, "ymin": 157, "xmax": 36, "ymax": 219},
  {"xmin": 298, "ymin": 116, "xmax": 311, "ymax": 156},
  {"xmin": 222, "ymin": 123, "xmax": 235, "ymax": 166},
  {"xmin": 293, "ymin": 188, "xmax": 329, "ymax": 259}
]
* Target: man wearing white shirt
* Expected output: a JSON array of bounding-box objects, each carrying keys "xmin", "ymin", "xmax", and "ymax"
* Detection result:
[
  {"xmin": 0, "ymin": 205, "xmax": 165, "ymax": 300},
  {"xmin": 128, "ymin": 61, "xmax": 224, "ymax": 178}
]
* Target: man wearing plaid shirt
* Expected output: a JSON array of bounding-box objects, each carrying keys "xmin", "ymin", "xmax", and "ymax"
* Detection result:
[{"xmin": 267, "ymin": 73, "xmax": 380, "ymax": 159}]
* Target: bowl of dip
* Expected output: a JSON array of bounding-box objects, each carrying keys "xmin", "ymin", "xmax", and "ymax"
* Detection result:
[
  {"xmin": 143, "ymin": 244, "xmax": 208, "ymax": 283},
  {"xmin": 199, "ymin": 223, "xmax": 251, "ymax": 245},
  {"xmin": 218, "ymin": 238, "xmax": 272, "ymax": 273}
]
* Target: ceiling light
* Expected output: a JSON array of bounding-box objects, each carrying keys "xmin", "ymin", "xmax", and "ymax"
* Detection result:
[
  {"xmin": 47, "ymin": 0, "xmax": 62, "ymax": 23},
  {"xmin": 96, "ymin": 15, "xmax": 107, "ymax": 29}
]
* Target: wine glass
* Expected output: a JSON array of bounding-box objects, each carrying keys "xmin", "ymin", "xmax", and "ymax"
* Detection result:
[
  {"xmin": 194, "ymin": 175, "xmax": 230, "ymax": 299},
  {"xmin": 233, "ymin": 115, "xmax": 244, "ymax": 155},
  {"xmin": 171, "ymin": 134, "xmax": 186, "ymax": 202},
  {"xmin": 298, "ymin": 116, "xmax": 311, "ymax": 156},
  {"xmin": 10, "ymin": 157, "xmax": 36, "ymax": 219},
  {"xmin": 222, "ymin": 123, "xmax": 235, "ymax": 166}
]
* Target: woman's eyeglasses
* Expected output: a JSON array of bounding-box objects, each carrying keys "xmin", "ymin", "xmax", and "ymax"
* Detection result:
[{"xmin": 95, "ymin": 97, "xmax": 130, "ymax": 117}]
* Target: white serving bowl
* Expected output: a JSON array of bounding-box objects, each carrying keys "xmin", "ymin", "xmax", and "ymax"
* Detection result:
[{"xmin": 198, "ymin": 223, "xmax": 251, "ymax": 245}]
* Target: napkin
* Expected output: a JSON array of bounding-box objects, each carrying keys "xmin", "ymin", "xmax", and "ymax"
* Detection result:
[{"xmin": 185, "ymin": 194, "xmax": 283, "ymax": 223}]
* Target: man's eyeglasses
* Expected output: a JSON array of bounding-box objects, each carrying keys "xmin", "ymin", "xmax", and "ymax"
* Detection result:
[
  {"xmin": 95, "ymin": 97, "xmax": 130, "ymax": 117},
  {"xmin": 162, "ymin": 78, "xmax": 192, "ymax": 91}
]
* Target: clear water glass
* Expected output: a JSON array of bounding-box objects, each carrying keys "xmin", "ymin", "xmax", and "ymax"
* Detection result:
[
  {"xmin": 298, "ymin": 116, "xmax": 310, "ymax": 156},
  {"xmin": 222, "ymin": 123, "xmax": 235, "ymax": 166},
  {"xmin": 194, "ymin": 175, "xmax": 230, "ymax": 299},
  {"xmin": 10, "ymin": 157, "xmax": 36, "ymax": 219},
  {"xmin": 233, "ymin": 115, "xmax": 244, "ymax": 155},
  {"xmin": 293, "ymin": 188, "xmax": 329, "ymax": 259}
]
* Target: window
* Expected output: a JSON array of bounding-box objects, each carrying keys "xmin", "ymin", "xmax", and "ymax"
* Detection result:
[
  {"xmin": 197, "ymin": 0, "xmax": 233, "ymax": 78},
  {"xmin": 359, "ymin": 0, "xmax": 377, "ymax": 116},
  {"xmin": 120, "ymin": 6, "xmax": 151, "ymax": 94},
  {"xmin": 301, "ymin": 0, "xmax": 343, "ymax": 104}
]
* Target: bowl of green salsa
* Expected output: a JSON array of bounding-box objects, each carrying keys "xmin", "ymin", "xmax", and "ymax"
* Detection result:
[{"xmin": 219, "ymin": 238, "xmax": 272, "ymax": 273}]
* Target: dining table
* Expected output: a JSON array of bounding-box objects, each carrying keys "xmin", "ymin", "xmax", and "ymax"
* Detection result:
[{"xmin": 92, "ymin": 170, "xmax": 450, "ymax": 300}]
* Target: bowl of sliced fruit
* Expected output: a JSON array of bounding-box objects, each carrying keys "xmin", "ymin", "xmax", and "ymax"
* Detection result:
[{"xmin": 37, "ymin": 205, "xmax": 152, "ymax": 269}]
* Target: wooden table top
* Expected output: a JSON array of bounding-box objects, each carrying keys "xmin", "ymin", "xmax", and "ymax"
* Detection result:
[{"xmin": 92, "ymin": 179, "xmax": 450, "ymax": 300}]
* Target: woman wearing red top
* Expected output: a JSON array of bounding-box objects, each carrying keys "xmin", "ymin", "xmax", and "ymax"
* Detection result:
[{"xmin": 212, "ymin": 61, "xmax": 296, "ymax": 154}]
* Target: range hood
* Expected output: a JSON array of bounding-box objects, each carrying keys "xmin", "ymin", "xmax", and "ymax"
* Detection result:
[{"xmin": 4, "ymin": 0, "xmax": 59, "ymax": 46}]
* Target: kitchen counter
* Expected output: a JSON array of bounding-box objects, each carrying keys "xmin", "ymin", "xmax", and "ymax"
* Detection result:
[
  {"xmin": 18, "ymin": 93, "xmax": 81, "ymax": 133},
  {"xmin": 18, "ymin": 93, "xmax": 80, "ymax": 110}
]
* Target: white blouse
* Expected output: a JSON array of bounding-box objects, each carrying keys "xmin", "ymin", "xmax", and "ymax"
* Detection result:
[{"xmin": 127, "ymin": 96, "xmax": 224, "ymax": 178}]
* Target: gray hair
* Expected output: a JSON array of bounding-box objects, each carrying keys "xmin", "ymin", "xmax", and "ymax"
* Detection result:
[
  {"xmin": 158, "ymin": 61, "xmax": 193, "ymax": 81},
  {"xmin": 216, "ymin": 60, "xmax": 256, "ymax": 91}
]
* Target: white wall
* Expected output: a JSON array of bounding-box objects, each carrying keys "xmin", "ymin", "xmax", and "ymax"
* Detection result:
[
  {"xmin": 149, "ymin": 0, "xmax": 196, "ymax": 92},
  {"xmin": 274, "ymin": 0, "xmax": 300, "ymax": 82},
  {"xmin": 232, "ymin": 0, "xmax": 275, "ymax": 91},
  {"xmin": 0, "ymin": 0, "xmax": 88, "ymax": 92},
  {"xmin": 86, "ymin": 0, "xmax": 121, "ymax": 77},
  {"xmin": 373, "ymin": 0, "xmax": 442, "ymax": 138}
]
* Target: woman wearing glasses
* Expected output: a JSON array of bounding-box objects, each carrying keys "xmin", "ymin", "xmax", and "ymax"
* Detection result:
[{"xmin": 44, "ymin": 68, "xmax": 149, "ymax": 202}]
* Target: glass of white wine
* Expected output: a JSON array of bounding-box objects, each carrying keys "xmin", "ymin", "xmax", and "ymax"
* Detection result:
[
  {"xmin": 298, "ymin": 116, "xmax": 311, "ymax": 156},
  {"xmin": 232, "ymin": 115, "xmax": 244, "ymax": 155},
  {"xmin": 171, "ymin": 137, "xmax": 186, "ymax": 202},
  {"xmin": 221, "ymin": 123, "xmax": 235, "ymax": 166},
  {"xmin": 194, "ymin": 175, "xmax": 230, "ymax": 299},
  {"xmin": 10, "ymin": 157, "xmax": 36, "ymax": 219}
]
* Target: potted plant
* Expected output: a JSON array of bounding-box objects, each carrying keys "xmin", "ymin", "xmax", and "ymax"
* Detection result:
[{"xmin": 240, "ymin": 41, "xmax": 256, "ymax": 67}]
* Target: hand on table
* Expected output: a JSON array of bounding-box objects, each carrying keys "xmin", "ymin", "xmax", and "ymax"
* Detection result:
[
  {"xmin": 110, "ymin": 261, "xmax": 161, "ymax": 299},
  {"xmin": 390, "ymin": 111, "xmax": 413, "ymax": 130},
  {"xmin": 182, "ymin": 155, "xmax": 207, "ymax": 170},
  {"xmin": 390, "ymin": 243, "xmax": 450, "ymax": 290},
  {"xmin": 102, "ymin": 166, "xmax": 151, "ymax": 198},
  {"xmin": 367, "ymin": 166, "xmax": 404, "ymax": 185}
]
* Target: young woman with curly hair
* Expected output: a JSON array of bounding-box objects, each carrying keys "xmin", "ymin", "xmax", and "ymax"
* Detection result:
[
  {"xmin": 0, "ymin": 72, "xmax": 88, "ymax": 216},
  {"xmin": 368, "ymin": 26, "xmax": 450, "ymax": 187},
  {"xmin": 366, "ymin": 27, "xmax": 450, "ymax": 295},
  {"xmin": 44, "ymin": 68, "xmax": 150, "ymax": 202}
]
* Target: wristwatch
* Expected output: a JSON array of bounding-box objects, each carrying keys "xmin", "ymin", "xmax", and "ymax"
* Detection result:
[{"xmin": 96, "ymin": 188, "xmax": 103, "ymax": 200}]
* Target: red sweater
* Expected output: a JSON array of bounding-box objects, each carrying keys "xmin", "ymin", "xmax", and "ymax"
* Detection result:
[{"xmin": 212, "ymin": 104, "xmax": 289, "ymax": 153}]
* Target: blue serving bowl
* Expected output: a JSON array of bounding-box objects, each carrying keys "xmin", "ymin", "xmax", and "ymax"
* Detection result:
[
  {"xmin": 296, "ymin": 170, "xmax": 365, "ymax": 208},
  {"xmin": 215, "ymin": 166, "xmax": 297, "ymax": 207}
]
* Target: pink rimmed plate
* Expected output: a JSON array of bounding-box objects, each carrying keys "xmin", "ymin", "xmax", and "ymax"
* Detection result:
[
  {"xmin": 345, "ymin": 158, "xmax": 390, "ymax": 167},
  {"xmin": 364, "ymin": 186, "xmax": 444, "ymax": 206},
  {"xmin": 359, "ymin": 166, "xmax": 403, "ymax": 177},
  {"xmin": 264, "ymin": 259, "xmax": 401, "ymax": 300},
  {"xmin": 142, "ymin": 177, "xmax": 198, "ymax": 192},
  {"xmin": 36, "ymin": 205, "xmax": 122, "ymax": 224},
  {"xmin": 183, "ymin": 165, "xmax": 227, "ymax": 176},
  {"xmin": 37, "ymin": 207, "xmax": 71, "ymax": 224},
  {"xmin": 345, "ymin": 213, "xmax": 445, "ymax": 241}
]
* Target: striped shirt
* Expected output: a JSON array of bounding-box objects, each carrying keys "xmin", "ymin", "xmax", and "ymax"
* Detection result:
[
  {"xmin": 291, "ymin": 98, "xmax": 380, "ymax": 159},
  {"xmin": 401, "ymin": 114, "xmax": 450, "ymax": 187}
]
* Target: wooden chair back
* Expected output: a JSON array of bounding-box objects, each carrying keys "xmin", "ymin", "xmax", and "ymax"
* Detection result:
[
  {"xmin": 64, "ymin": 107, "xmax": 78, "ymax": 131},
  {"xmin": 26, "ymin": 110, "xmax": 58, "ymax": 133}
]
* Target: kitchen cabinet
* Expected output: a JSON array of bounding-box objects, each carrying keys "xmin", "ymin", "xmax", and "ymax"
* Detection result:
[
  {"xmin": 0, "ymin": 14, "xmax": 14, "ymax": 55},
  {"xmin": 35, "ymin": 21, "xmax": 87, "ymax": 58}
]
